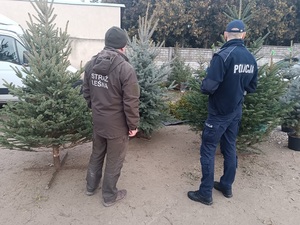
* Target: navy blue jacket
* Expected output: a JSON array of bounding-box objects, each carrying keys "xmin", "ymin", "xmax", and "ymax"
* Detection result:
[{"xmin": 201, "ymin": 39, "xmax": 258, "ymax": 115}]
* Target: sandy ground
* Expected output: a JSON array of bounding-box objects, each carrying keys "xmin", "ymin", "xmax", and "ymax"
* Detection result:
[{"xmin": 0, "ymin": 124, "xmax": 299, "ymax": 225}]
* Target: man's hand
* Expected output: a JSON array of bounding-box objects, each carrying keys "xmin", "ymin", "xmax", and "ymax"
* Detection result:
[{"xmin": 129, "ymin": 128, "xmax": 138, "ymax": 137}]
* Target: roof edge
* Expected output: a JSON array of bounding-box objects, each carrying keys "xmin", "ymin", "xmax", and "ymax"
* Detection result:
[{"xmin": 51, "ymin": 0, "xmax": 125, "ymax": 8}]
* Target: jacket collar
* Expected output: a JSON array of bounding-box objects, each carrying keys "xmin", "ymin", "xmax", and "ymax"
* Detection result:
[
  {"xmin": 221, "ymin": 39, "xmax": 245, "ymax": 49},
  {"xmin": 104, "ymin": 46, "xmax": 129, "ymax": 62}
]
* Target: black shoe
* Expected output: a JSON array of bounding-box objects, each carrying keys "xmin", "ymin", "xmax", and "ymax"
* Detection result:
[
  {"xmin": 187, "ymin": 191, "xmax": 213, "ymax": 205},
  {"xmin": 213, "ymin": 181, "xmax": 233, "ymax": 198},
  {"xmin": 85, "ymin": 190, "xmax": 95, "ymax": 196}
]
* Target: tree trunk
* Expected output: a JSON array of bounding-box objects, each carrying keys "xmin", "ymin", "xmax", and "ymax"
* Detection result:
[
  {"xmin": 46, "ymin": 147, "xmax": 68, "ymax": 189},
  {"xmin": 52, "ymin": 146, "xmax": 61, "ymax": 170}
]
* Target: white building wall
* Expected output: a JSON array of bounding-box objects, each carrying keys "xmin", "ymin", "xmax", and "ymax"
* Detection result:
[{"xmin": 0, "ymin": 0, "xmax": 124, "ymax": 68}]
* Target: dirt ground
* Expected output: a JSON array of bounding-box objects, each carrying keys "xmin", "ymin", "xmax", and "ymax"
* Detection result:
[{"xmin": 0, "ymin": 124, "xmax": 299, "ymax": 225}]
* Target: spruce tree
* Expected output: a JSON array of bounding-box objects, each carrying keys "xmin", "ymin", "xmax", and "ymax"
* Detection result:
[
  {"xmin": 0, "ymin": 0, "xmax": 92, "ymax": 168},
  {"xmin": 237, "ymin": 63, "xmax": 289, "ymax": 148},
  {"xmin": 167, "ymin": 47, "xmax": 193, "ymax": 91},
  {"xmin": 126, "ymin": 7, "xmax": 171, "ymax": 138},
  {"xmin": 281, "ymin": 67, "xmax": 300, "ymax": 136}
]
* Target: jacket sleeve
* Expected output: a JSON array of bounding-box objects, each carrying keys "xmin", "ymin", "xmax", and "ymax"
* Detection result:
[
  {"xmin": 82, "ymin": 61, "xmax": 92, "ymax": 108},
  {"xmin": 245, "ymin": 64, "xmax": 258, "ymax": 93},
  {"xmin": 121, "ymin": 64, "xmax": 140, "ymax": 130},
  {"xmin": 201, "ymin": 55, "xmax": 225, "ymax": 95}
]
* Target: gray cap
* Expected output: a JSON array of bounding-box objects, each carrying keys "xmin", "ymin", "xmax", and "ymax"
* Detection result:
[{"xmin": 105, "ymin": 26, "xmax": 127, "ymax": 49}]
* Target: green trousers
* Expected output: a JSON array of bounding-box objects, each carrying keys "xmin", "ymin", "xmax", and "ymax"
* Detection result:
[{"xmin": 86, "ymin": 131, "xmax": 128, "ymax": 202}]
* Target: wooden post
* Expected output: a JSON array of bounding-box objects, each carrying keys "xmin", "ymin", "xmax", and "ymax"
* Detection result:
[{"xmin": 53, "ymin": 146, "xmax": 61, "ymax": 170}]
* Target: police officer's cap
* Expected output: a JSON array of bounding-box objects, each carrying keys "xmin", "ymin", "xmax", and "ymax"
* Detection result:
[{"xmin": 226, "ymin": 20, "xmax": 246, "ymax": 33}]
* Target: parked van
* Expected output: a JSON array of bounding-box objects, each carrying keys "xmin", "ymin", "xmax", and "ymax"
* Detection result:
[
  {"xmin": 0, "ymin": 14, "xmax": 78, "ymax": 104},
  {"xmin": 0, "ymin": 14, "xmax": 28, "ymax": 103}
]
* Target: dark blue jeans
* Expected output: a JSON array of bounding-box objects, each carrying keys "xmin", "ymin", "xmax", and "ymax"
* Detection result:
[{"xmin": 198, "ymin": 108, "xmax": 242, "ymax": 198}]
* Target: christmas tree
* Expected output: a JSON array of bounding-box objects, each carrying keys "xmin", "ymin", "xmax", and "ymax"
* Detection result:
[
  {"xmin": 281, "ymin": 67, "xmax": 300, "ymax": 137},
  {"xmin": 0, "ymin": 0, "xmax": 92, "ymax": 168},
  {"xmin": 126, "ymin": 7, "xmax": 171, "ymax": 138},
  {"xmin": 167, "ymin": 46, "xmax": 193, "ymax": 91}
]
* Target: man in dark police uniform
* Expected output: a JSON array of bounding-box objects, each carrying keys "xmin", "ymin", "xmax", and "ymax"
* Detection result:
[{"xmin": 188, "ymin": 20, "xmax": 258, "ymax": 205}]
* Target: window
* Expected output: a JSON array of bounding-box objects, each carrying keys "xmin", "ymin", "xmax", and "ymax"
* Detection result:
[
  {"xmin": 15, "ymin": 38, "xmax": 27, "ymax": 65},
  {"xmin": 0, "ymin": 35, "xmax": 26, "ymax": 65}
]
